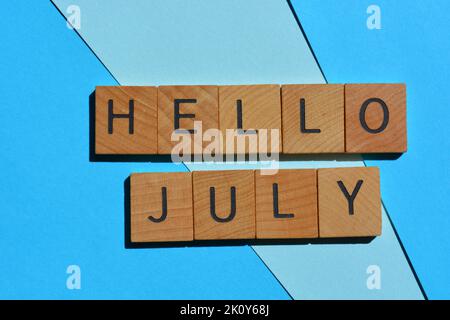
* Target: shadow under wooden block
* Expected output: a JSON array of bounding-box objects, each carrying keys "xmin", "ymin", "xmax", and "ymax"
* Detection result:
[
  {"xmin": 281, "ymin": 84, "xmax": 345, "ymax": 153},
  {"xmin": 94, "ymin": 86, "xmax": 158, "ymax": 155},
  {"xmin": 318, "ymin": 167, "xmax": 381, "ymax": 238},
  {"xmin": 157, "ymin": 85, "xmax": 219, "ymax": 155},
  {"xmin": 255, "ymin": 169, "xmax": 318, "ymax": 239},
  {"xmin": 128, "ymin": 172, "xmax": 194, "ymax": 243},
  {"xmin": 219, "ymin": 85, "xmax": 282, "ymax": 154},
  {"xmin": 345, "ymin": 83, "xmax": 407, "ymax": 153},
  {"xmin": 125, "ymin": 236, "xmax": 375, "ymax": 249},
  {"xmin": 193, "ymin": 170, "xmax": 255, "ymax": 240}
]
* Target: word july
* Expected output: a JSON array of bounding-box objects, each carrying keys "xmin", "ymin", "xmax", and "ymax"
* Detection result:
[
  {"xmin": 95, "ymin": 83, "xmax": 407, "ymax": 156},
  {"xmin": 129, "ymin": 167, "xmax": 381, "ymax": 243}
]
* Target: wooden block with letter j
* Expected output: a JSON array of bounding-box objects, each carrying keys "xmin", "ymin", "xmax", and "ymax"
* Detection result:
[
  {"xmin": 95, "ymin": 86, "xmax": 157, "ymax": 154},
  {"xmin": 193, "ymin": 170, "xmax": 255, "ymax": 240},
  {"xmin": 255, "ymin": 169, "xmax": 318, "ymax": 239},
  {"xmin": 318, "ymin": 167, "xmax": 381, "ymax": 238},
  {"xmin": 130, "ymin": 172, "xmax": 193, "ymax": 242},
  {"xmin": 345, "ymin": 83, "xmax": 407, "ymax": 153}
]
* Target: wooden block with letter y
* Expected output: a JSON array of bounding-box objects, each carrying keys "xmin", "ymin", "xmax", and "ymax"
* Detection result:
[
  {"xmin": 318, "ymin": 167, "xmax": 381, "ymax": 238},
  {"xmin": 95, "ymin": 86, "xmax": 157, "ymax": 154},
  {"xmin": 345, "ymin": 83, "xmax": 407, "ymax": 153},
  {"xmin": 130, "ymin": 172, "xmax": 193, "ymax": 242},
  {"xmin": 219, "ymin": 85, "xmax": 282, "ymax": 154},
  {"xmin": 255, "ymin": 169, "xmax": 318, "ymax": 239},
  {"xmin": 158, "ymin": 85, "xmax": 219, "ymax": 154},
  {"xmin": 281, "ymin": 84, "xmax": 345, "ymax": 153},
  {"xmin": 193, "ymin": 170, "xmax": 255, "ymax": 240}
]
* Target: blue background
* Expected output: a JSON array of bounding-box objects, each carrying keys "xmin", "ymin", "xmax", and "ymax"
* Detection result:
[{"xmin": 0, "ymin": 0, "xmax": 448, "ymax": 299}]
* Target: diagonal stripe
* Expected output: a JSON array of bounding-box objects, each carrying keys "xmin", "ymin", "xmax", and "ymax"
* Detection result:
[{"xmin": 287, "ymin": 0, "xmax": 426, "ymax": 299}]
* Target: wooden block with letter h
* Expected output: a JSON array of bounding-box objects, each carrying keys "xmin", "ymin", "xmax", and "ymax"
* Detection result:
[
  {"xmin": 318, "ymin": 167, "xmax": 381, "ymax": 238},
  {"xmin": 95, "ymin": 86, "xmax": 157, "ymax": 154},
  {"xmin": 130, "ymin": 172, "xmax": 193, "ymax": 242}
]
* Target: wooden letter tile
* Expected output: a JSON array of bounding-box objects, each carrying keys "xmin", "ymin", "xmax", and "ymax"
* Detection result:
[
  {"xmin": 193, "ymin": 170, "xmax": 255, "ymax": 240},
  {"xmin": 281, "ymin": 84, "xmax": 344, "ymax": 153},
  {"xmin": 318, "ymin": 167, "xmax": 381, "ymax": 238},
  {"xmin": 255, "ymin": 169, "xmax": 318, "ymax": 239},
  {"xmin": 95, "ymin": 86, "xmax": 157, "ymax": 154},
  {"xmin": 157, "ymin": 85, "xmax": 219, "ymax": 154},
  {"xmin": 345, "ymin": 84, "xmax": 407, "ymax": 153},
  {"xmin": 130, "ymin": 172, "xmax": 193, "ymax": 242},
  {"xmin": 219, "ymin": 85, "xmax": 282, "ymax": 154}
]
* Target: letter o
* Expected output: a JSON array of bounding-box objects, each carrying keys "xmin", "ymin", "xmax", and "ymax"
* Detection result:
[{"xmin": 359, "ymin": 98, "xmax": 389, "ymax": 133}]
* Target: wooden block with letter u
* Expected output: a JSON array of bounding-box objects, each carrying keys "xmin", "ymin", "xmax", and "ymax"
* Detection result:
[{"xmin": 192, "ymin": 170, "xmax": 255, "ymax": 240}]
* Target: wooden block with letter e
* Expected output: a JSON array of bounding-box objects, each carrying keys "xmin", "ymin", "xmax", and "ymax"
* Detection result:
[
  {"xmin": 281, "ymin": 84, "xmax": 345, "ymax": 153},
  {"xmin": 255, "ymin": 169, "xmax": 318, "ymax": 239},
  {"xmin": 345, "ymin": 83, "xmax": 407, "ymax": 153},
  {"xmin": 130, "ymin": 172, "xmax": 193, "ymax": 242},
  {"xmin": 157, "ymin": 85, "xmax": 219, "ymax": 154},
  {"xmin": 193, "ymin": 170, "xmax": 255, "ymax": 240},
  {"xmin": 95, "ymin": 86, "xmax": 157, "ymax": 154},
  {"xmin": 318, "ymin": 167, "xmax": 381, "ymax": 238},
  {"xmin": 219, "ymin": 85, "xmax": 282, "ymax": 154}
]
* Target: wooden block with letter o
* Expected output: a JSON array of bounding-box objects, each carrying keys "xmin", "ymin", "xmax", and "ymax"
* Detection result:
[
  {"xmin": 157, "ymin": 85, "xmax": 219, "ymax": 154},
  {"xmin": 193, "ymin": 170, "xmax": 255, "ymax": 240},
  {"xmin": 95, "ymin": 86, "xmax": 157, "ymax": 154},
  {"xmin": 130, "ymin": 172, "xmax": 193, "ymax": 242},
  {"xmin": 255, "ymin": 169, "xmax": 318, "ymax": 239},
  {"xmin": 345, "ymin": 83, "xmax": 407, "ymax": 153},
  {"xmin": 318, "ymin": 167, "xmax": 381, "ymax": 238},
  {"xmin": 219, "ymin": 85, "xmax": 282, "ymax": 154},
  {"xmin": 281, "ymin": 84, "xmax": 345, "ymax": 153}
]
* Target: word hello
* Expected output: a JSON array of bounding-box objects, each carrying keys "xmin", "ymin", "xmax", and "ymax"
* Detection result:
[
  {"xmin": 95, "ymin": 84, "xmax": 407, "ymax": 158},
  {"xmin": 129, "ymin": 167, "xmax": 381, "ymax": 243}
]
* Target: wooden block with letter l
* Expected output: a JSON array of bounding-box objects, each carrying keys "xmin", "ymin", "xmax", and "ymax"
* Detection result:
[
  {"xmin": 255, "ymin": 169, "xmax": 318, "ymax": 239},
  {"xmin": 193, "ymin": 170, "xmax": 255, "ymax": 240},
  {"xmin": 157, "ymin": 85, "xmax": 219, "ymax": 154},
  {"xmin": 317, "ymin": 167, "xmax": 381, "ymax": 238},
  {"xmin": 95, "ymin": 86, "xmax": 157, "ymax": 154},
  {"xmin": 219, "ymin": 85, "xmax": 282, "ymax": 154},
  {"xmin": 281, "ymin": 84, "xmax": 345, "ymax": 153},
  {"xmin": 345, "ymin": 83, "xmax": 407, "ymax": 153},
  {"xmin": 130, "ymin": 172, "xmax": 193, "ymax": 242}
]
